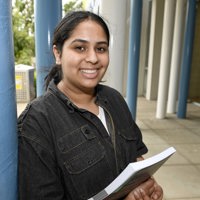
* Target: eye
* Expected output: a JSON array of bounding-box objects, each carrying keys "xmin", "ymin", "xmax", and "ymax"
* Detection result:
[
  {"xmin": 75, "ymin": 46, "xmax": 86, "ymax": 52},
  {"xmin": 96, "ymin": 47, "xmax": 108, "ymax": 53}
]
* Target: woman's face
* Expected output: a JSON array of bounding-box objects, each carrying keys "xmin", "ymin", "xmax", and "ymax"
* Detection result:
[{"xmin": 53, "ymin": 20, "xmax": 109, "ymax": 92}]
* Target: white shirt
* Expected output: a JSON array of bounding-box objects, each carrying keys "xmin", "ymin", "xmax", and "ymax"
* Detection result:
[{"xmin": 97, "ymin": 106, "xmax": 109, "ymax": 134}]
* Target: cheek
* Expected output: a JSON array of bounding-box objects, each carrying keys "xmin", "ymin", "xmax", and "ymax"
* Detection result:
[
  {"xmin": 61, "ymin": 55, "xmax": 80, "ymax": 68},
  {"xmin": 103, "ymin": 56, "xmax": 109, "ymax": 68}
]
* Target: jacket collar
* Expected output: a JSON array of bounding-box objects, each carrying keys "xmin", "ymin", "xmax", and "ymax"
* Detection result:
[{"xmin": 47, "ymin": 80, "xmax": 109, "ymax": 112}]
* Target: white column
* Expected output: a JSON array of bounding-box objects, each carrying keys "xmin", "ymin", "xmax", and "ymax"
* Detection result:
[
  {"xmin": 156, "ymin": 0, "xmax": 176, "ymax": 119},
  {"xmin": 99, "ymin": 0, "xmax": 127, "ymax": 94},
  {"xmin": 146, "ymin": 0, "xmax": 157, "ymax": 99},
  {"xmin": 167, "ymin": 0, "xmax": 187, "ymax": 113},
  {"xmin": 138, "ymin": 0, "xmax": 151, "ymax": 96}
]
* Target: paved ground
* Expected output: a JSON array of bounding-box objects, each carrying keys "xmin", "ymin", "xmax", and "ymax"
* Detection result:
[
  {"xmin": 136, "ymin": 97, "xmax": 200, "ymax": 200},
  {"xmin": 17, "ymin": 97, "xmax": 200, "ymax": 200}
]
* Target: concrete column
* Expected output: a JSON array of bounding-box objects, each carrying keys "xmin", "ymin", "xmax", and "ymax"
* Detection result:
[
  {"xmin": 137, "ymin": 0, "xmax": 151, "ymax": 96},
  {"xmin": 0, "ymin": 0, "xmax": 18, "ymax": 199},
  {"xmin": 167, "ymin": 0, "xmax": 187, "ymax": 113},
  {"xmin": 146, "ymin": 0, "xmax": 164, "ymax": 100},
  {"xmin": 34, "ymin": 0, "xmax": 62, "ymax": 96},
  {"xmin": 177, "ymin": 0, "xmax": 197, "ymax": 118},
  {"xmin": 99, "ymin": 0, "xmax": 127, "ymax": 94},
  {"xmin": 126, "ymin": 0, "xmax": 143, "ymax": 120},
  {"xmin": 156, "ymin": 0, "xmax": 176, "ymax": 119}
]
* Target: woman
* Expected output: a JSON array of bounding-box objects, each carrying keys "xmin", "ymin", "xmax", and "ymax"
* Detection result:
[{"xmin": 18, "ymin": 11, "xmax": 163, "ymax": 200}]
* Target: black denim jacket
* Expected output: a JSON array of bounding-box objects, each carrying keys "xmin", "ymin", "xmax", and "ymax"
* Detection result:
[{"xmin": 18, "ymin": 81, "xmax": 148, "ymax": 200}]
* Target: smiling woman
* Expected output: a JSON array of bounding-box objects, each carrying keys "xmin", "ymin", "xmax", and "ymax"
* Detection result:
[
  {"xmin": 52, "ymin": 19, "xmax": 109, "ymax": 114},
  {"xmin": 18, "ymin": 11, "xmax": 163, "ymax": 200}
]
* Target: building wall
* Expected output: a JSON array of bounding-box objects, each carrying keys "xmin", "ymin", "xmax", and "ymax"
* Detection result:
[{"xmin": 189, "ymin": 2, "xmax": 200, "ymax": 99}]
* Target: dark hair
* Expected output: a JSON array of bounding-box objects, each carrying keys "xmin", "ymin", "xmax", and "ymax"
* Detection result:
[{"xmin": 45, "ymin": 11, "xmax": 110, "ymax": 89}]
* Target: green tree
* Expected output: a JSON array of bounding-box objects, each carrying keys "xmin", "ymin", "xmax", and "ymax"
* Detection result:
[
  {"xmin": 12, "ymin": 0, "xmax": 35, "ymax": 65},
  {"xmin": 63, "ymin": 0, "xmax": 83, "ymax": 14}
]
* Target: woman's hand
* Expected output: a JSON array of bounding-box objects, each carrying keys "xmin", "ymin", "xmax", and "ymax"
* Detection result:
[
  {"xmin": 124, "ymin": 177, "xmax": 163, "ymax": 200},
  {"xmin": 150, "ymin": 178, "xmax": 163, "ymax": 200}
]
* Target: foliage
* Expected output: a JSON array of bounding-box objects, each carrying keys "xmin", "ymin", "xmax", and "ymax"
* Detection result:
[
  {"xmin": 12, "ymin": 0, "xmax": 35, "ymax": 65},
  {"xmin": 63, "ymin": 0, "xmax": 83, "ymax": 14}
]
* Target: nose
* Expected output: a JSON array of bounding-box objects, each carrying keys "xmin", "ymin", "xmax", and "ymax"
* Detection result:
[{"xmin": 85, "ymin": 49, "xmax": 98, "ymax": 64}]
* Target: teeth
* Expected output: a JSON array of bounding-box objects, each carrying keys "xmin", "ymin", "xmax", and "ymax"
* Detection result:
[{"xmin": 81, "ymin": 69, "xmax": 97, "ymax": 74}]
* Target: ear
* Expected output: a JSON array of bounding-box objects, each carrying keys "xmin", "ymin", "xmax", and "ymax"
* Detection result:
[{"xmin": 53, "ymin": 45, "xmax": 61, "ymax": 64}]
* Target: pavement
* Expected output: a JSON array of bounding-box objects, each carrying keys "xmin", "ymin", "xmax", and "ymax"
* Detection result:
[{"xmin": 17, "ymin": 97, "xmax": 200, "ymax": 200}]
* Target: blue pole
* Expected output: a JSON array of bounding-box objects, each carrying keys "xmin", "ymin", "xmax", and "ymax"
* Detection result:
[
  {"xmin": 177, "ymin": 0, "xmax": 196, "ymax": 118},
  {"xmin": 34, "ymin": 0, "xmax": 62, "ymax": 96},
  {"xmin": 126, "ymin": 0, "xmax": 143, "ymax": 120},
  {"xmin": 0, "ymin": 0, "xmax": 18, "ymax": 199}
]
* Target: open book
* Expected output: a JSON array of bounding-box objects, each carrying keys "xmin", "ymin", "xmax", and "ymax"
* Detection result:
[{"xmin": 88, "ymin": 147, "xmax": 176, "ymax": 200}]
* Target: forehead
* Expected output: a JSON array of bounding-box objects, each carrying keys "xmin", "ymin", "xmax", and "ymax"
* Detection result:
[{"xmin": 69, "ymin": 20, "xmax": 108, "ymax": 42}]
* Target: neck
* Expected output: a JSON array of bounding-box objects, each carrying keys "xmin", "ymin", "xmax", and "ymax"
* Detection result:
[{"xmin": 57, "ymin": 81, "xmax": 99, "ymax": 115}]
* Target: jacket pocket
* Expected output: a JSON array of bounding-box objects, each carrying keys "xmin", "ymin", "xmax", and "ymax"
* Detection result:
[
  {"xmin": 57, "ymin": 124, "xmax": 106, "ymax": 171},
  {"xmin": 64, "ymin": 140, "xmax": 105, "ymax": 174},
  {"xmin": 118, "ymin": 123, "xmax": 138, "ymax": 141},
  {"xmin": 57, "ymin": 124, "xmax": 96, "ymax": 153},
  {"xmin": 117, "ymin": 123, "xmax": 139, "ymax": 169}
]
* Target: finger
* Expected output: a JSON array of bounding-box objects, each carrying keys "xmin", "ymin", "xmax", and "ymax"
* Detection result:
[
  {"xmin": 133, "ymin": 189, "xmax": 143, "ymax": 200},
  {"xmin": 151, "ymin": 184, "xmax": 163, "ymax": 200},
  {"xmin": 125, "ymin": 179, "xmax": 155, "ymax": 200},
  {"xmin": 124, "ymin": 188, "xmax": 141, "ymax": 200},
  {"xmin": 139, "ymin": 188, "xmax": 151, "ymax": 200},
  {"xmin": 147, "ymin": 184, "xmax": 155, "ymax": 196},
  {"xmin": 139, "ymin": 178, "xmax": 154, "ymax": 194}
]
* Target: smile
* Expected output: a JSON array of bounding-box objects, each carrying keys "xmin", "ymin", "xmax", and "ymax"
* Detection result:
[{"xmin": 81, "ymin": 69, "xmax": 98, "ymax": 74}]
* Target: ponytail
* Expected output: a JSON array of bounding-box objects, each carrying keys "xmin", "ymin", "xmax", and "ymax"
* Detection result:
[{"xmin": 45, "ymin": 64, "xmax": 62, "ymax": 90}]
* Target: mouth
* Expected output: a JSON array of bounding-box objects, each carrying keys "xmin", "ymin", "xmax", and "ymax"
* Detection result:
[
  {"xmin": 80, "ymin": 68, "xmax": 99, "ymax": 79},
  {"xmin": 80, "ymin": 69, "xmax": 98, "ymax": 74}
]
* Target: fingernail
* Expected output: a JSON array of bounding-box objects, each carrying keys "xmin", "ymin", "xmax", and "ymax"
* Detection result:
[
  {"xmin": 152, "ymin": 194, "xmax": 158, "ymax": 199},
  {"xmin": 139, "ymin": 188, "xmax": 145, "ymax": 196}
]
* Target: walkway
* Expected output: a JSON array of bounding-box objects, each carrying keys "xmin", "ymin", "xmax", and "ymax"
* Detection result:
[
  {"xmin": 136, "ymin": 97, "xmax": 200, "ymax": 200},
  {"xmin": 17, "ymin": 97, "xmax": 200, "ymax": 200}
]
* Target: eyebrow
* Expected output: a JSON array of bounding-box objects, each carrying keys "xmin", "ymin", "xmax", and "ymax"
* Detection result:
[{"xmin": 71, "ymin": 39, "xmax": 108, "ymax": 45}]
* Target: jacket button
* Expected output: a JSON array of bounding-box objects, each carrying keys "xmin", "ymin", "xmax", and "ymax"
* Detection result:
[
  {"xmin": 88, "ymin": 160, "xmax": 93, "ymax": 165},
  {"xmin": 85, "ymin": 129, "xmax": 90, "ymax": 134},
  {"xmin": 90, "ymin": 114, "xmax": 95, "ymax": 119}
]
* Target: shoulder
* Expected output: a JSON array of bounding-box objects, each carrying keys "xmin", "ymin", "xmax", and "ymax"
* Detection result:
[
  {"xmin": 97, "ymin": 84, "xmax": 124, "ymax": 99},
  {"xmin": 17, "ymin": 93, "xmax": 57, "ymax": 154},
  {"xmin": 18, "ymin": 92, "xmax": 54, "ymax": 126},
  {"xmin": 96, "ymin": 84, "xmax": 130, "ymax": 115},
  {"xmin": 97, "ymin": 84, "xmax": 127, "ymax": 108}
]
